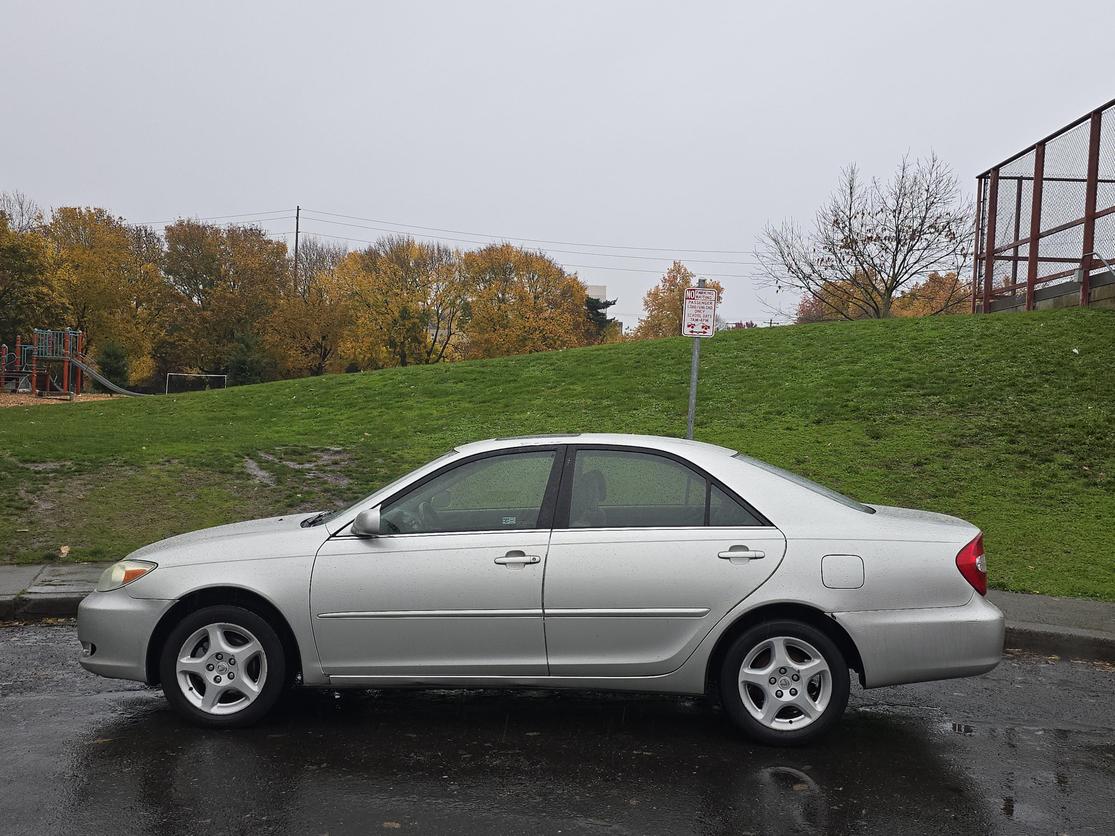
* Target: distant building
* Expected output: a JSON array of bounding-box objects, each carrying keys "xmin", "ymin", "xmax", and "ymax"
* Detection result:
[{"xmin": 585, "ymin": 284, "xmax": 608, "ymax": 301}]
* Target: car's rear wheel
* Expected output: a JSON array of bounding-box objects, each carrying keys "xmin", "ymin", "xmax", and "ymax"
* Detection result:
[
  {"xmin": 159, "ymin": 605, "xmax": 286, "ymax": 728},
  {"xmin": 719, "ymin": 619, "xmax": 849, "ymax": 745}
]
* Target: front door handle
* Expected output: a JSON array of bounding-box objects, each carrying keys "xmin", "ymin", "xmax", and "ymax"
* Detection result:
[
  {"xmin": 719, "ymin": 546, "xmax": 765, "ymax": 560},
  {"xmin": 494, "ymin": 550, "xmax": 541, "ymax": 566}
]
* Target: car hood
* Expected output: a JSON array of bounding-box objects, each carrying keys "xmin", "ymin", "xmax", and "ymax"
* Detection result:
[{"xmin": 127, "ymin": 512, "xmax": 328, "ymax": 567}]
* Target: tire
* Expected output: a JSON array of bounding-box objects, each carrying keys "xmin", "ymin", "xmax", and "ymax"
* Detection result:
[
  {"xmin": 159, "ymin": 604, "xmax": 287, "ymax": 728},
  {"xmin": 719, "ymin": 619, "xmax": 850, "ymax": 746}
]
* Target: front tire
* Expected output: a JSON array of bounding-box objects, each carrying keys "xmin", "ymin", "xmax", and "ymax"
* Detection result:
[
  {"xmin": 719, "ymin": 619, "xmax": 850, "ymax": 745},
  {"xmin": 159, "ymin": 605, "xmax": 286, "ymax": 728}
]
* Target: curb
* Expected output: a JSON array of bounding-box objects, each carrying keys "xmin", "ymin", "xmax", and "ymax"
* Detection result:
[
  {"xmin": 4, "ymin": 592, "xmax": 1115, "ymax": 664},
  {"xmin": 1005, "ymin": 622, "xmax": 1115, "ymax": 663},
  {"xmin": 0, "ymin": 592, "xmax": 87, "ymax": 620}
]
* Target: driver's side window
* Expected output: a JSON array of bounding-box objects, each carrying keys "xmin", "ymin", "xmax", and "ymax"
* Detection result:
[{"xmin": 380, "ymin": 450, "xmax": 557, "ymax": 535}]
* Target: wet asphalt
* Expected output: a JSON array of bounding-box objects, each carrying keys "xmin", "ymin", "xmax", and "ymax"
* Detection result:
[{"xmin": 0, "ymin": 623, "xmax": 1112, "ymax": 836}]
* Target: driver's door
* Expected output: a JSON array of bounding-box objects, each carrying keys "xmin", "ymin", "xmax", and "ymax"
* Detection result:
[{"xmin": 310, "ymin": 447, "xmax": 562, "ymax": 678}]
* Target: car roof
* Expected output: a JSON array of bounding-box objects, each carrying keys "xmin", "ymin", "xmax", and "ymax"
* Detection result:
[{"xmin": 454, "ymin": 433, "xmax": 738, "ymax": 458}]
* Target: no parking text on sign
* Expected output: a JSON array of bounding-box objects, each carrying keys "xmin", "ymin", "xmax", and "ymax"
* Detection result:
[{"xmin": 682, "ymin": 286, "xmax": 717, "ymax": 337}]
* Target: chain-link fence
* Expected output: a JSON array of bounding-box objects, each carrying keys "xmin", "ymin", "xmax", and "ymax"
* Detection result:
[{"xmin": 973, "ymin": 99, "xmax": 1115, "ymax": 312}]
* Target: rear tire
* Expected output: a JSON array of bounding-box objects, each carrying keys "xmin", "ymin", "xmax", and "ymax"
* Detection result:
[
  {"xmin": 159, "ymin": 605, "xmax": 286, "ymax": 728},
  {"xmin": 719, "ymin": 619, "xmax": 849, "ymax": 746}
]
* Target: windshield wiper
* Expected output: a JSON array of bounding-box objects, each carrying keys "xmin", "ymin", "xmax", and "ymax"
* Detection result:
[{"xmin": 300, "ymin": 511, "xmax": 329, "ymax": 528}]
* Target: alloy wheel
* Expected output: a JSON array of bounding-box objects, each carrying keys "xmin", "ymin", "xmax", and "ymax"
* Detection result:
[
  {"xmin": 175, "ymin": 622, "xmax": 268, "ymax": 716},
  {"xmin": 737, "ymin": 635, "xmax": 832, "ymax": 730}
]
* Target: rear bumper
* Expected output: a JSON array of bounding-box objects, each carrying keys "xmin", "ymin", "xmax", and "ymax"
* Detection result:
[
  {"xmin": 77, "ymin": 587, "xmax": 175, "ymax": 683},
  {"xmin": 832, "ymin": 594, "xmax": 1004, "ymax": 688}
]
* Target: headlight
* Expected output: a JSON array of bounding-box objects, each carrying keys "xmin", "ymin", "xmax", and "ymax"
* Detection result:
[{"xmin": 95, "ymin": 559, "xmax": 157, "ymax": 592}]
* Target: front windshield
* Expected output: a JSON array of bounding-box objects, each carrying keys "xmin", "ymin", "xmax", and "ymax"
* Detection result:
[{"xmin": 732, "ymin": 453, "xmax": 875, "ymax": 514}]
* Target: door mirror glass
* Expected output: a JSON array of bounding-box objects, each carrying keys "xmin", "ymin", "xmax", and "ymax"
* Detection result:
[{"xmin": 352, "ymin": 507, "xmax": 382, "ymax": 537}]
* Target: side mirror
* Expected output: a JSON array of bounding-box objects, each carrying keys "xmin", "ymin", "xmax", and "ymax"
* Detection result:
[{"xmin": 351, "ymin": 507, "xmax": 381, "ymax": 537}]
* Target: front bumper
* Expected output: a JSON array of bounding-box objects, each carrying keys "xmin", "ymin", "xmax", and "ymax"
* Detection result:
[
  {"xmin": 832, "ymin": 593, "xmax": 1005, "ymax": 688},
  {"xmin": 77, "ymin": 587, "xmax": 175, "ymax": 683}
]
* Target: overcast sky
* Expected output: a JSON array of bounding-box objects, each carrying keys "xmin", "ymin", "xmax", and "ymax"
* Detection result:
[{"xmin": 2, "ymin": 0, "xmax": 1113, "ymax": 326}]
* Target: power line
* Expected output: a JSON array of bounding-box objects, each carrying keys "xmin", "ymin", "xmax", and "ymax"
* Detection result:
[
  {"xmin": 135, "ymin": 209, "xmax": 293, "ymax": 226},
  {"xmin": 296, "ymin": 228, "xmax": 753, "ymax": 278},
  {"xmin": 298, "ymin": 213, "xmax": 759, "ymax": 266},
  {"xmin": 302, "ymin": 207, "xmax": 755, "ymax": 256}
]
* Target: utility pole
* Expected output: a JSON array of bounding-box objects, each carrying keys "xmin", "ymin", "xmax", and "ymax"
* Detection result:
[{"xmin": 293, "ymin": 205, "xmax": 301, "ymax": 286}]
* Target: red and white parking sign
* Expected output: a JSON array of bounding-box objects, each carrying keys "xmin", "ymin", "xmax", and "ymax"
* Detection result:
[{"xmin": 682, "ymin": 286, "xmax": 718, "ymax": 337}]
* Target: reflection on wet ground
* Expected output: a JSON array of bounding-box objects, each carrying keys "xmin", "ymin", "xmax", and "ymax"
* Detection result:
[{"xmin": 1, "ymin": 625, "xmax": 1113, "ymax": 835}]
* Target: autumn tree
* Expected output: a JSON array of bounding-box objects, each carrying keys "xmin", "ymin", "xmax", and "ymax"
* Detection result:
[
  {"xmin": 271, "ymin": 237, "xmax": 355, "ymax": 376},
  {"xmin": 162, "ymin": 221, "xmax": 287, "ymax": 376},
  {"xmin": 0, "ymin": 214, "xmax": 58, "ymax": 344},
  {"xmin": 461, "ymin": 244, "xmax": 591, "ymax": 359},
  {"xmin": 44, "ymin": 207, "xmax": 169, "ymax": 382},
  {"xmin": 339, "ymin": 236, "xmax": 467, "ymax": 368},
  {"xmin": 631, "ymin": 261, "xmax": 724, "ymax": 339},
  {"xmin": 892, "ymin": 271, "xmax": 970, "ymax": 317},
  {"xmin": 757, "ymin": 154, "xmax": 972, "ymax": 319}
]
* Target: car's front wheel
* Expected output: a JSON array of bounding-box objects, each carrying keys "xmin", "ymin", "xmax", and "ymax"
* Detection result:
[
  {"xmin": 719, "ymin": 619, "xmax": 849, "ymax": 745},
  {"xmin": 158, "ymin": 605, "xmax": 286, "ymax": 728}
]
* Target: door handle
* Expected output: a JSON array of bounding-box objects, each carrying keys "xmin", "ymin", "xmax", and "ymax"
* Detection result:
[
  {"xmin": 494, "ymin": 550, "xmax": 541, "ymax": 566},
  {"xmin": 718, "ymin": 547, "xmax": 765, "ymax": 560}
]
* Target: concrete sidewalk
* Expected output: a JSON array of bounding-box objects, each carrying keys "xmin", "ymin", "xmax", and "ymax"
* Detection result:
[{"xmin": 1, "ymin": 562, "xmax": 1113, "ymax": 661}]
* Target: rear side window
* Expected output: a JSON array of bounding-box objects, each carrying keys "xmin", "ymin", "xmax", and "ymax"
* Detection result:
[
  {"xmin": 709, "ymin": 484, "xmax": 762, "ymax": 526},
  {"xmin": 567, "ymin": 449, "xmax": 765, "ymax": 528}
]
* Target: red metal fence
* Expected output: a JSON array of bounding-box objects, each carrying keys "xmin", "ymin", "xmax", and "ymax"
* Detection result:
[{"xmin": 973, "ymin": 99, "xmax": 1115, "ymax": 312}]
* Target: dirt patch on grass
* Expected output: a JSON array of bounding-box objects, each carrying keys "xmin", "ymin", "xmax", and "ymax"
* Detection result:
[{"xmin": 253, "ymin": 448, "xmax": 354, "ymax": 488}]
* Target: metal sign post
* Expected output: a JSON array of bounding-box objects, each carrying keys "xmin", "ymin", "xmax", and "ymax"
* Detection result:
[{"xmin": 682, "ymin": 280, "xmax": 717, "ymax": 439}]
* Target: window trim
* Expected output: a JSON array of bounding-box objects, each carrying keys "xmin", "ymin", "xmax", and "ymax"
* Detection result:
[
  {"xmin": 553, "ymin": 445, "xmax": 773, "ymax": 530},
  {"xmin": 334, "ymin": 445, "xmax": 567, "ymax": 538}
]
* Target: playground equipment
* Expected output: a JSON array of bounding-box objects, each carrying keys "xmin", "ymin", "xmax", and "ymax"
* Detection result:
[{"xmin": 0, "ymin": 328, "xmax": 146, "ymax": 398}]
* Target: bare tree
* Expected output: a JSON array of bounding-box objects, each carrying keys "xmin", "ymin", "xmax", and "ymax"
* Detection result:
[
  {"xmin": 0, "ymin": 190, "xmax": 43, "ymax": 233},
  {"xmin": 756, "ymin": 154, "xmax": 972, "ymax": 319},
  {"xmin": 292, "ymin": 236, "xmax": 348, "ymax": 298}
]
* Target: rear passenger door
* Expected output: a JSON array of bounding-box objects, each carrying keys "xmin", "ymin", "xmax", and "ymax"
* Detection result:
[{"xmin": 543, "ymin": 446, "xmax": 786, "ymax": 676}]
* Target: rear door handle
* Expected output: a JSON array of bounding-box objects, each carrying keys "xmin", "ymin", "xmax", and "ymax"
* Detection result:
[
  {"xmin": 719, "ymin": 547, "xmax": 765, "ymax": 560},
  {"xmin": 495, "ymin": 550, "xmax": 541, "ymax": 566}
]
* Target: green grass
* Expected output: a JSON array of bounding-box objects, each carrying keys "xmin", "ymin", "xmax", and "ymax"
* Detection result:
[{"xmin": 2, "ymin": 308, "xmax": 1113, "ymax": 600}]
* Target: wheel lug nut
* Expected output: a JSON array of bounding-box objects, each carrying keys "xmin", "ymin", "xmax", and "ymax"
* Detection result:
[
  {"xmin": 214, "ymin": 675, "xmax": 222, "ymax": 683},
  {"xmin": 228, "ymin": 657, "xmax": 235, "ymax": 666},
  {"xmin": 206, "ymin": 664, "xmax": 214, "ymax": 671},
  {"xmin": 769, "ymin": 676, "xmax": 777, "ymax": 685},
  {"xmin": 215, "ymin": 653, "xmax": 224, "ymax": 661},
  {"xmin": 790, "ymin": 688, "xmax": 798, "ymax": 696},
  {"xmin": 775, "ymin": 690, "xmax": 783, "ymax": 698},
  {"xmin": 779, "ymin": 667, "xmax": 787, "ymax": 674},
  {"xmin": 792, "ymin": 674, "xmax": 800, "ymax": 681},
  {"xmin": 228, "ymin": 672, "xmax": 235, "ymax": 680}
]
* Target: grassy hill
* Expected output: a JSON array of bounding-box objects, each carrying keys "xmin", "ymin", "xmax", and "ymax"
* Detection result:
[{"xmin": 2, "ymin": 308, "xmax": 1113, "ymax": 600}]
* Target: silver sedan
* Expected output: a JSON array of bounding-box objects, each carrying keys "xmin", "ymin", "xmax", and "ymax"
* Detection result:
[{"xmin": 78, "ymin": 434, "xmax": 1003, "ymax": 744}]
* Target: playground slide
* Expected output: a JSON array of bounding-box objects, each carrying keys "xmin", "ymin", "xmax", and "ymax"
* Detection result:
[{"xmin": 68, "ymin": 357, "xmax": 148, "ymax": 397}]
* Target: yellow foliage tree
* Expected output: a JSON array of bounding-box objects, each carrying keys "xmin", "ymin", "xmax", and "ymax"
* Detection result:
[
  {"xmin": 45, "ymin": 207, "xmax": 168, "ymax": 381},
  {"xmin": 338, "ymin": 236, "xmax": 467, "ymax": 368},
  {"xmin": 631, "ymin": 262, "xmax": 724, "ymax": 339},
  {"xmin": 461, "ymin": 244, "xmax": 591, "ymax": 359},
  {"xmin": 892, "ymin": 272, "xmax": 970, "ymax": 317}
]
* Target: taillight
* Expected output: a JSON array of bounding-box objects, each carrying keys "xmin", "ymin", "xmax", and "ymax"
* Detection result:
[{"xmin": 956, "ymin": 533, "xmax": 987, "ymax": 596}]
